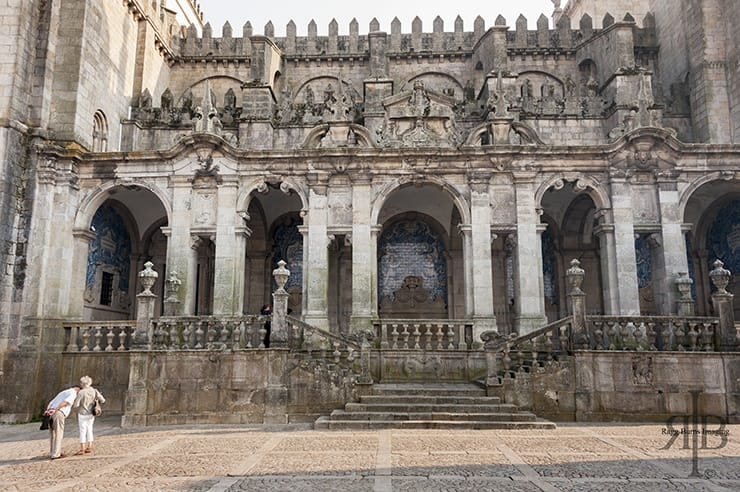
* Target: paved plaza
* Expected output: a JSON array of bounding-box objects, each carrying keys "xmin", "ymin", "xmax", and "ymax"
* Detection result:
[{"xmin": 0, "ymin": 418, "xmax": 738, "ymax": 491}]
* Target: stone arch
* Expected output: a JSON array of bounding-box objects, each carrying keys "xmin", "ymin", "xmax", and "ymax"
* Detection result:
[
  {"xmin": 679, "ymin": 172, "xmax": 739, "ymax": 222},
  {"xmin": 371, "ymin": 175, "xmax": 471, "ymax": 227},
  {"xmin": 400, "ymin": 72, "xmax": 465, "ymax": 99},
  {"xmin": 535, "ymin": 173, "xmax": 610, "ymax": 211},
  {"xmin": 301, "ymin": 123, "xmax": 378, "ymax": 149},
  {"xmin": 74, "ymin": 180, "xmax": 171, "ymax": 232},
  {"xmin": 237, "ymin": 177, "xmax": 309, "ymax": 218},
  {"xmin": 293, "ymin": 76, "xmax": 361, "ymax": 104}
]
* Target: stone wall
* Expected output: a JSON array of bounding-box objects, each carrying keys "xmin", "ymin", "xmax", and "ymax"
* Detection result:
[{"xmin": 494, "ymin": 352, "xmax": 740, "ymax": 423}]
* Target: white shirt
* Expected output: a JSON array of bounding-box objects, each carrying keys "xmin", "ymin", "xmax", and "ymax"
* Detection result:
[{"xmin": 47, "ymin": 388, "xmax": 78, "ymax": 417}]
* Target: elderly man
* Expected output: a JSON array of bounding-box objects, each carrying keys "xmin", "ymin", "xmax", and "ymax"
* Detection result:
[{"xmin": 44, "ymin": 385, "xmax": 80, "ymax": 459}]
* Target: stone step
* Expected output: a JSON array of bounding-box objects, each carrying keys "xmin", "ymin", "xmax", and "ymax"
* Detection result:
[
  {"xmin": 371, "ymin": 383, "xmax": 486, "ymax": 397},
  {"xmin": 314, "ymin": 416, "xmax": 557, "ymax": 430},
  {"xmin": 346, "ymin": 402, "xmax": 517, "ymax": 413},
  {"xmin": 329, "ymin": 410, "xmax": 538, "ymax": 422},
  {"xmin": 359, "ymin": 395, "xmax": 501, "ymax": 405}
]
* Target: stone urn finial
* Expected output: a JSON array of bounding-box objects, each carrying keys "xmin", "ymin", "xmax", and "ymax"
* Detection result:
[
  {"xmin": 709, "ymin": 259, "xmax": 732, "ymax": 295},
  {"xmin": 566, "ymin": 258, "xmax": 585, "ymax": 294},
  {"xmin": 674, "ymin": 271, "xmax": 693, "ymax": 301},
  {"xmin": 272, "ymin": 260, "xmax": 290, "ymax": 292},
  {"xmin": 138, "ymin": 261, "xmax": 158, "ymax": 295}
]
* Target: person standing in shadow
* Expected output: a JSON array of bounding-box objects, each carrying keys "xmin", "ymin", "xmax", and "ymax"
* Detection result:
[{"xmin": 260, "ymin": 304, "xmax": 272, "ymax": 348}]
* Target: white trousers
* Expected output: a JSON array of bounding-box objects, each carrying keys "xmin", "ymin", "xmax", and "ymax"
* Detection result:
[{"xmin": 78, "ymin": 414, "xmax": 95, "ymax": 443}]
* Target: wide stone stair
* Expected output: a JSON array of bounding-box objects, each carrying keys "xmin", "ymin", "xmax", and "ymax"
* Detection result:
[{"xmin": 314, "ymin": 383, "xmax": 556, "ymax": 430}]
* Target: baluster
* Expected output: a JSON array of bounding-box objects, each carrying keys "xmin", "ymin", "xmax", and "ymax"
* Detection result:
[
  {"xmin": 516, "ymin": 343, "xmax": 525, "ymax": 373},
  {"xmin": 347, "ymin": 346, "xmax": 355, "ymax": 362},
  {"xmin": 502, "ymin": 341, "xmax": 512, "ymax": 378},
  {"xmin": 607, "ymin": 321, "xmax": 618, "ymax": 350},
  {"xmin": 634, "ymin": 322, "xmax": 647, "ymax": 351},
  {"xmin": 194, "ymin": 320, "xmax": 204, "ymax": 349},
  {"xmin": 220, "ymin": 320, "xmax": 230, "ymax": 348},
  {"xmin": 105, "ymin": 326, "xmax": 114, "ymax": 351},
  {"xmin": 92, "ymin": 326, "xmax": 103, "ymax": 351},
  {"xmin": 665, "ymin": 321, "xmax": 677, "ymax": 351},
  {"xmin": 593, "ymin": 321, "xmax": 603, "ymax": 350},
  {"xmin": 646, "ymin": 322, "xmax": 657, "ymax": 351},
  {"xmin": 544, "ymin": 331, "xmax": 554, "ymax": 361},
  {"xmin": 401, "ymin": 324, "xmax": 410, "ymax": 349},
  {"xmin": 390, "ymin": 323, "xmax": 399, "ymax": 349},
  {"xmin": 623, "ymin": 322, "xmax": 636, "ymax": 350},
  {"xmin": 81, "ymin": 327, "xmax": 91, "ymax": 351},
  {"xmin": 424, "ymin": 323, "xmax": 432, "ymax": 350},
  {"xmin": 412, "ymin": 323, "xmax": 421, "ymax": 349},
  {"xmin": 701, "ymin": 322, "xmax": 713, "ymax": 351},
  {"xmin": 687, "ymin": 322, "xmax": 699, "ymax": 351},
  {"xmin": 233, "ymin": 320, "xmax": 243, "ymax": 350},
  {"xmin": 66, "ymin": 325, "xmax": 80, "ymax": 352},
  {"xmin": 116, "ymin": 326, "xmax": 126, "ymax": 351},
  {"xmin": 169, "ymin": 321, "xmax": 178, "ymax": 349},
  {"xmin": 182, "ymin": 321, "xmax": 192, "ymax": 349},
  {"xmin": 674, "ymin": 321, "xmax": 686, "ymax": 351},
  {"xmin": 530, "ymin": 338, "xmax": 539, "ymax": 371},
  {"xmin": 434, "ymin": 325, "xmax": 443, "ymax": 349},
  {"xmin": 558, "ymin": 324, "xmax": 569, "ymax": 353},
  {"xmin": 442, "ymin": 324, "xmax": 451, "ymax": 350},
  {"xmin": 305, "ymin": 334, "xmax": 313, "ymax": 355},
  {"xmin": 333, "ymin": 341, "xmax": 341, "ymax": 363},
  {"xmin": 319, "ymin": 339, "xmax": 327, "ymax": 359}
]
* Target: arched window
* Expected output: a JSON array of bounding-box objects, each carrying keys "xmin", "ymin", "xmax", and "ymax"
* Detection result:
[{"xmin": 92, "ymin": 110, "xmax": 108, "ymax": 152}]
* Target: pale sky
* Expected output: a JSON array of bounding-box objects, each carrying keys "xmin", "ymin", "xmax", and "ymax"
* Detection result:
[{"xmin": 201, "ymin": 0, "xmax": 557, "ymax": 36}]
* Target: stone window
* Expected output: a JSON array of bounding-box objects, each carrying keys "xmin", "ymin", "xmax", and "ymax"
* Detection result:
[
  {"xmin": 99, "ymin": 271, "xmax": 114, "ymax": 306},
  {"xmin": 92, "ymin": 110, "xmax": 108, "ymax": 152}
]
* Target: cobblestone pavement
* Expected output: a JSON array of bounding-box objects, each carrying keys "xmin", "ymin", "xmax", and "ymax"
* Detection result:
[{"xmin": 1, "ymin": 418, "xmax": 738, "ymax": 491}]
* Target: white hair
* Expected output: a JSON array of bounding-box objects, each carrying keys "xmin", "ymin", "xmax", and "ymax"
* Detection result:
[{"xmin": 79, "ymin": 375, "xmax": 93, "ymax": 388}]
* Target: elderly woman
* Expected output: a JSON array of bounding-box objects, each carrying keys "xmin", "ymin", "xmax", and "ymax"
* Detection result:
[{"xmin": 72, "ymin": 375, "xmax": 105, "ymax": 455}]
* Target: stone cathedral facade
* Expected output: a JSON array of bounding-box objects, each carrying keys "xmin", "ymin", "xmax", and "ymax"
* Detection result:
[{"xmin": 0, "ymin": 0, "xmax": 739, "ymax": 422}]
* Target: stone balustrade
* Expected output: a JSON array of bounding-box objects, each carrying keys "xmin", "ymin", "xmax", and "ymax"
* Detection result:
[
  {"xmin": 373, "ymin": 319, "xmax": 473, "ymax": 351},
  {"xmin": 152, "ymin": 315, "xmax": 270, "ymax": 350},
  {"xmin": 586, "ymin": 316, "xmax": 720, "ymax": 352},
  {"xmin": 286, "ymin": 315, "xmax": 372, "ymax": 384},
  {"xmin": 63, "ymin": 321, "xmax": 136, "ymax": 352}
]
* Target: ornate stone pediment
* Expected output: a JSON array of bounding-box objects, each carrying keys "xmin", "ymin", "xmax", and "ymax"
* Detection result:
[{"xmin": 376, "ymin": 81, "xmax": 462, "ymax": 148}]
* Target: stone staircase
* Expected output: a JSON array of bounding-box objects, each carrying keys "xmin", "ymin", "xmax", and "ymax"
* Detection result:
[{"xmin": 314, "ymin": 383, "xmax": 556, "ymax": 430}]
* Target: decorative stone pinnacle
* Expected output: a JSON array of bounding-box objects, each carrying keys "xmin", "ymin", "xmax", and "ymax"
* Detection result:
[
  {"xmin": 139, "ymin": 261, "xmax": 159, "ymax": 295},
  {"xmin": 709, "ymin": 259, "xmax": 732, "ymax": 295},
  {"xmin": 273, "ymin": 260, "xmax": 290, "ymax": 292}
]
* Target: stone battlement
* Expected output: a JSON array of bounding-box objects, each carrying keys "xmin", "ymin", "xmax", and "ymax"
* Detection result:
[{"xmin": 175, "ymin": 12, "xmax": 656, "ymax": 58}]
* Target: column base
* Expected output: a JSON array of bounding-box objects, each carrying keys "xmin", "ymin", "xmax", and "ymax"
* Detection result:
[
  {"xmin": 302, "ymin": 312, "xmax": 330, "ymax": 331},
  {"xmin": 349, "ymin": 314, "xmax": 373, "ymax": 335},
  {"xmin": 514, "ymin": 315, "xmax": 547, "ymax": 336}
]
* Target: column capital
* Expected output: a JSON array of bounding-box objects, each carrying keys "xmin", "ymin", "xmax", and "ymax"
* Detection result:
[{"xmin": 72, "ymin": 228, "xmax": 96, "ymax": 241}]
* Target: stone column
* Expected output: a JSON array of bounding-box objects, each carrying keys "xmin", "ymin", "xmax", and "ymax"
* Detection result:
[
  {"xmin": 132, "ymin": 262, "xmax": 158, "ymax": 349},
  {"xmin": 469, "ymin": 172, "xmax": 498, "ymax": 341},
  {"xmin": 370, "ymin": 225, "xmax": 382, "ymax": 319},
  {"xmin": 166, "ymin": 180, "xmax": 196, "ymax": 315},
  {"xmin": 603, "ymin": 177, "xmax": 640, "ymax": 314},
  {"xmin": 271, "ymin": 260, "xmax": 290, "ymax": 347},
  {"xmin": 212, "ymin": 178, "xmax": 247, "ymax": 315},
  {"xmin": 303, "ymin": 176, "xmax": 330, "ymax": 330},
  {"xmin": 709, "ymin": 260, "xmax": 738, "ymax": 351},
  {"xmin": 350, "ymin": 173, "xmax": 373, "ymax": 333},
  {"xmin": 69, "ymin": 230, "xmax": 96, "ymax": 319},
  {"xmin": 512, "ymin": 173, "xmax": 547, "ymax": 334},
  {"xmin": 654, "ymin": 179, "xmax": 691, "ymax": 314}
]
